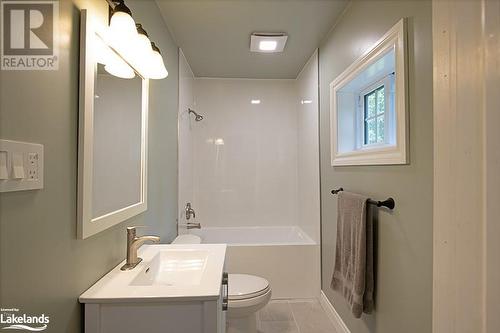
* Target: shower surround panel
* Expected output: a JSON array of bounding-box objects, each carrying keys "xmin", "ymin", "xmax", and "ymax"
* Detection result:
[{"xmin": 193, "ymin": 78, "xmax": 299, "ymax": 229}]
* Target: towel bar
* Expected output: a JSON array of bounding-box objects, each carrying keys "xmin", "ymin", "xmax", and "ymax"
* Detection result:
[{"xmin": 331, "ymin": 187, "xmax": 395, "ymax": 210}]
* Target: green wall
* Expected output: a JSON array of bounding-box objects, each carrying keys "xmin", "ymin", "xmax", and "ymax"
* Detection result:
[
  {"xmin": 0, "ymin": 0, "xmax": 178, "ymax": 331},
  {"xmin": 319, "ymin": 1, "xmax": 433, "ymax": 332}
]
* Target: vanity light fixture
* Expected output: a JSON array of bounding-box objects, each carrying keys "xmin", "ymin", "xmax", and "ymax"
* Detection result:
[
  {"xmin": 301, "ymin": 99, "xmax": 313, "ymax": 104},
  {"xmin": 109, "ymin": 0, "xmax": 136, "ymax": 39},
  {"xmin": 103, "ymin": 0, "xmax": 168, "ymax": 80},
  {"xmin": 250, "ymin": 33, "xmax": 288, "ymax": 53},
  {"xmin": 251, "ymin": 99, "xmax": 261, "ymax": 104}
]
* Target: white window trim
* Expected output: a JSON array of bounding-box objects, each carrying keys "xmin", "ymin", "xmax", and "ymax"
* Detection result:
[{"xmin": 330, "ymin": 18, "xmax": 408, "ymax": 166}]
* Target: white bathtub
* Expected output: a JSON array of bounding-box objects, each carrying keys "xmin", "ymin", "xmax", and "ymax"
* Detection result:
[
  {"xmin": 187, "ymin": 226, "xmax": 320, "ymax": 299},
  {"xmin": 190, "ymin": 226, "xmax": 315, "ymax": 245}
]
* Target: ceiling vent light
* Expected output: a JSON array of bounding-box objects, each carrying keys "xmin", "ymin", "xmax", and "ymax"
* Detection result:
[
  {"xmin": 250, "ymin": 33, "xmax": 288, "ymax": 53},
  {"xmin": 259, "ymin": 40, "xmax": 277, "ymax": 51}
]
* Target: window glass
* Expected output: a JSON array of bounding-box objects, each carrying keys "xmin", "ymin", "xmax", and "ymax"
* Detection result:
[
  {"xmin": 366, "ymin": 93, "xmax": 376, "ymax": 118},
  {"xmin": 363, "ymin": 86, "xmax": 385, "ymax": 145},
  {"xmin": 377, "ymin": 116, "xmax": 385, "ymax": 142},
  {"xmin": 376, "ymin": 88, "xmax": 385, "ymax": 115},
  {"xmin": 365, "ymin": 118, "xmax": 376, "ymax": 144}
]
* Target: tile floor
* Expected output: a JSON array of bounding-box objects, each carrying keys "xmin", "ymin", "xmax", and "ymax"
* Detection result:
[{"xmin": 256, "ymin": 299, "xmax": 338, "ymax": 333}]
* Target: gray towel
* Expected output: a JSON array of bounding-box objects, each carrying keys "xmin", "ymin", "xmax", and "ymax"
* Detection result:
[{"xmin": 331, "ymin": 191, "xmax": 374, "ymax": 318}]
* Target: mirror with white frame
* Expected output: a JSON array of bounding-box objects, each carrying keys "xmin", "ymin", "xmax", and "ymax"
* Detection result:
[
  {"xmin": 78, "ymin": 10, "xmax": 148, "ymax": 239},
  {"xmin": 330, "ymin": 18, "xmax": 408, "ymax": 166}
]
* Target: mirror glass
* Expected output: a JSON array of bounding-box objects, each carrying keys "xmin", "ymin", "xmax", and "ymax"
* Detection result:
[{"xmin": 92, "ymin": 64, "xmax": 143, "ymax": 219}]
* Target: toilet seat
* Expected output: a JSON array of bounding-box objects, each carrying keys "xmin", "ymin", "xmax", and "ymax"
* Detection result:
[
  {"xmin": 228, "ymin": 288, "xmax": 272, "ymax": 309},
  {"xmin": 228, "ymin": 274, "xmax": 270, "ymax": 300},
  {"xmin": 227, "ymin": 274, "xmax": 272, "ymax": 331}
]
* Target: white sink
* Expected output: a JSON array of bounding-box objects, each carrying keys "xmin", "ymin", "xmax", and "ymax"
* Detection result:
[
  {"xmin": 131, "ymin": 249, "xmax": 210, "ymax": 287},
  {"xmin": 79, "ymin": 244, "xmax": 226, "ymax": 303}
]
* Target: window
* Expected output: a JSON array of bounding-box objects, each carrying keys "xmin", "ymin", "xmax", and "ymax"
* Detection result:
[
  {"xmin": 330, "ymin": 18, "xmax": 408, "ymax": 166},
  {"xmin": 355, "ymin": 74, "xmax": 395, "ymax": 149}
]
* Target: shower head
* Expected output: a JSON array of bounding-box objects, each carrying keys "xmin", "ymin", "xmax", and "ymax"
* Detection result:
[{"xmin": 188, "ymin": 108, "xmax": 204, "ymax": 122}]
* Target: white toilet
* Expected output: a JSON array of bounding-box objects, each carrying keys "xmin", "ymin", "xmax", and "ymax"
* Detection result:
[
  {"xmin": 172, "ymin": 234, "xmax": 272, "ymax": 333},
  {"xmin": 227, "ymin": 273, "xmax": 272, "ymax": 333}
]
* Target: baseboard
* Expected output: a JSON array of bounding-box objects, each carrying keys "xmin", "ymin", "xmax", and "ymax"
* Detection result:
[{"xmin": 319, "ymin": 290, "xmax": 350, "ymax": 333}]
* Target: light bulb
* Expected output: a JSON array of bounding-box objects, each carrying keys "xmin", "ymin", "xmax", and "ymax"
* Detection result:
[
  {"xmin": 149, "ymin": 50, "xmax": 168, "ymax": 79},
  {"xmin": 97, "ymin": 31, "xmax": 135, "ymax": 79},
  {"xmin": 109, "ymin": 11, "xmax": 136, "ymax": 39},
  {"xmin": 108, "ymin": 1, "xmax": 137, "ymax": 60},
  {"xmin": 104, "ymin": 58, "xmax": 135, "ymax": 79},
  {"xmin": 131, "ymin": 24, "xmax": 153, "ymax": 75},
  {"xmin": 259, "ymin": 40, "xmax": 277, "ymax": 51},
  {"xmin": 136, "ymin": 33, "xmax": 151, "ymax": 58},
  {"xmin": 109, "ymin": 1, "xmax": 136, "ymax": 40},
  {"xmin": 146, "ymin": 43, "xmax": 168, "ymax": 79}
]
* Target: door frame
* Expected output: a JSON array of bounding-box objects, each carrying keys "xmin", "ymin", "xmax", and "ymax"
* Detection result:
[{"xmin": 432, "ymin": 0, "xmax": 499, "ymax": 332}]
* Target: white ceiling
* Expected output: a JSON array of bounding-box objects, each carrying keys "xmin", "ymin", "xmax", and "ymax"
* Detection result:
[{"xmin": 156, "ymin": 0, "xmax": 349, "ymax": 79}]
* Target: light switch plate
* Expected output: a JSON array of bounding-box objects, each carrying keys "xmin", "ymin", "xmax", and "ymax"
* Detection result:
[
  {"xmin": 12, "ymin": 152, "xmax": 25, "ymax": 179},
  {"xmin": 0, "ymin": 139, "xmax": 44, "ymax": 192},
  {"xmin": 0, "ymin": 151, "xmax": 8, "ymax": 180}
]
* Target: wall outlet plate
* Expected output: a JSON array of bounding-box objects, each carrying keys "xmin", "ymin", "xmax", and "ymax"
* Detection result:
[{"xmin": 0, "ymin": 139, "xmax": 44, "ymax": 192}]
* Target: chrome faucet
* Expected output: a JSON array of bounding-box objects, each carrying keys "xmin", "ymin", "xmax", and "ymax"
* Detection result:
[
  {"xmin": 121, "ymin": 226, "xmax": 160, "ymax": 271},
  {"xmin": 185, "ymin": 202, "xmax": 196, "ymax": 220},
  {"xmin": 177, "ymin": 203, "xmax": 201, "ymax": 231}
]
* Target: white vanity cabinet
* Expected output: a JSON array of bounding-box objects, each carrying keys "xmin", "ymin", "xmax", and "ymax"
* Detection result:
[
  {"xmin": 83, "ymin": 290, "xmax": 227, "ymax": 333},
  {"xmin": 80, "ymin": 244, "xmax": 228, "ymax": 333}
]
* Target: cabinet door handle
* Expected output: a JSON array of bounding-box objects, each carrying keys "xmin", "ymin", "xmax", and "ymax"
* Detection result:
[{"xmin": 222, "ymin": 272, "xmax": 228, "ymax": 311}]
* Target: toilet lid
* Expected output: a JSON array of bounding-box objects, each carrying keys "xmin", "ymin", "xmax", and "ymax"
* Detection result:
[{"xmin": 228, "ymin": 274, "xmax": 270, "ymax": 300}]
